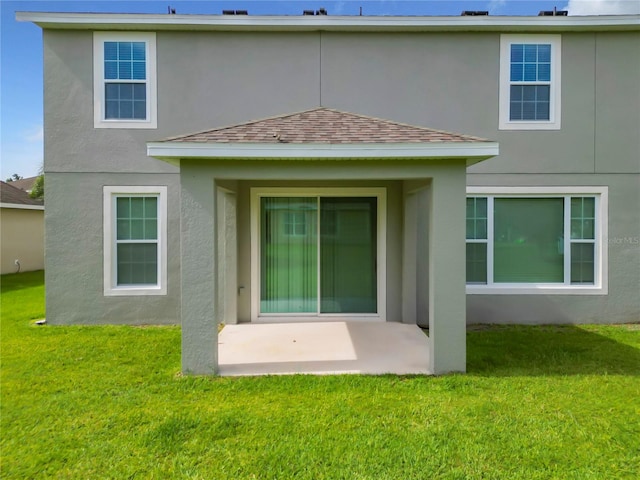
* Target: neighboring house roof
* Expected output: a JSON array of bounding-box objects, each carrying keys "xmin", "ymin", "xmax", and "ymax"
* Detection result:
[
  {"xmin": 163, "ymin": 107, "xmax": 491, "ymax": 144},
  {"xmin": 7, "ymin": 176, "xmax": 38, "ymax": 193},
  {"xmin": 0, "ymin": 181, "xmax": 44, "ymax": 209}
]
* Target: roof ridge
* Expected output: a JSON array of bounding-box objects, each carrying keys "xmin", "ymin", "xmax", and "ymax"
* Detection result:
[{"xmin": 163, "ymin": 107, "xmax": 330, "ymax": 141}]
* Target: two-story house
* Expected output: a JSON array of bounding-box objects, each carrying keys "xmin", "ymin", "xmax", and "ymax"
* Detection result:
[{"xmin": 17, "ymin": 11, "xmax": 640, "ymax": 375}]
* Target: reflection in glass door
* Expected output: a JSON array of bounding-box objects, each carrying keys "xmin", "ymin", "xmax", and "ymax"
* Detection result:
[{"xmin": 260, "ymin": 197, "xmax": 377, "ymax": 315}]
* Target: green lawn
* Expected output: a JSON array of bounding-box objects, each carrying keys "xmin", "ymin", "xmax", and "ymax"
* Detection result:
[{"xmin": 2, "ymin": 271, "xmax": 639, "ymax": 479}]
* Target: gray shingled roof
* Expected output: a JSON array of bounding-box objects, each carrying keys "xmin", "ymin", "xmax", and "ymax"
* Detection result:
[
  {"xmin": 8, "ymin": 176, "xmax": 38, "ymax": 192},
  {"xmin": 163, "ymin": 108, "xmax": 490, "ymax": 144},
  {"xmin": 0, "ymin": 181, "xmax": 43, "ymax": 206}
]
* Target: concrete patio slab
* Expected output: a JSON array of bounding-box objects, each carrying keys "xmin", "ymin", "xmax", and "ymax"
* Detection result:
[{"xmin": 218, "ymin": 321, "xmax": 431, "ymax": 376}]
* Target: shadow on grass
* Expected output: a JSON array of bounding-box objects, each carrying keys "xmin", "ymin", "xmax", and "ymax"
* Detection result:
[
  {"xmin": 466, "ymin": 324, "xmax": 640, "ymax": 377},
  {"xmin": 0, "ymin": 271, "xmax": 45, "ymax": 294}
]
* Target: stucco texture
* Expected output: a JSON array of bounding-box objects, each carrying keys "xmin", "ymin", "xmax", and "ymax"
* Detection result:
[{"xmin": 41, "ymin": 26, "xmax": 640, "ymax": 327}]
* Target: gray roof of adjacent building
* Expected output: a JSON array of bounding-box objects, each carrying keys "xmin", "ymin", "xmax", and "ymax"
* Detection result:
[
  {"xmin": 0, "ymin": 181, "xmax": 44, "ymax": 207},
  {"xmin": 7, "ymin": 176, "xmax": 38, "ymax": 193}
]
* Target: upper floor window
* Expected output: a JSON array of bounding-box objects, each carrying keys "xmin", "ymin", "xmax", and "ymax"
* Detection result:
[
  {"xmin": 499, "ymin": 35, "xmax": 561, "ymax": 130},
  {"xmin": 93, "ymin": 32, "xmax": 157, "ymax": 129}
]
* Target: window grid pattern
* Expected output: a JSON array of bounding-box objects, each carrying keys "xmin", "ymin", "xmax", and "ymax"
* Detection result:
[
  {"xmin": 570, "ymin": 197, "xmax": 596, "ymax": 284},
  {"xmin": 284, "ymin": 211, "xmax": 308, "ymax": 236},
  {"xmin": 115, "ymin": 196, "xmax": 158, "ymax": 286},
  {"xmin": 104, "ymin": 42, "xmax": 146, "ymax": 80},
  {"xmin": 466, "ymin": 198, "xmax": 488, "ymax": 284},
  {"xmin": 104, "ymin": 41, "xmax": 147, "ymax": 120},
  {"xmin": 509, "ymin": 43, "xmax": 551, "ymax": 121},
  {"xmin": 465, "ymin": 195, "xmax": 597, "ymax": 286},
  {"xmin": 466, "ymin": 197, "xmax": 488, "ymax": 240}
]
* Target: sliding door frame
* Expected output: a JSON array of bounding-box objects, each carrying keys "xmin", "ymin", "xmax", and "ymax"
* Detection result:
[{"xmin": 250, "ymin": 187, "xmax": 387, "ymax": 323}]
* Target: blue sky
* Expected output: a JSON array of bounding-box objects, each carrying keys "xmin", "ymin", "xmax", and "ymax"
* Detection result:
[{"xmin": 1, "ymin": 0, "xmax": 638, "ymax": 179}]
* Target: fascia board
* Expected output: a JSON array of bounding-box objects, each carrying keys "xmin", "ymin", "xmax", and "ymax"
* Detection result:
[
  {"xmin": 0, "ymin": 203, "xmax": 45, "ymax": 210},
  {"xmin": 147, "ymin": 141, "xmax": 499, "ymax": 161},
  {"xmin": 16, "ymin": 12, "xmax": 640, "ymax": 32}
]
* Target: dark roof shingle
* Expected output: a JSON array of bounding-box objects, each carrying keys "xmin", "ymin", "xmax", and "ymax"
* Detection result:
[
  {"xmin": 8, "ymin": 176, "xmax": 38, "ymax": 192},
  {"xmin": 163, "ymin": 108, "xmax": 490, "ymax": 144},
  {"xmin": 1, "ymin": 181, "xmax": 43, "ymax": 206}
]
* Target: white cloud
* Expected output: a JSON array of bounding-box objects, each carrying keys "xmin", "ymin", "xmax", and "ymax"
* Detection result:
[
  {"xmin": 25, "ymin": 126, "xmax": 44, "ymax": 143},
  {"xmin": 333, "ymin": 1, "xmax": 347, "ymax": 15},
  {"xmin": 564, "ymin": 0, "xmax": 640, "ymax": 15}
]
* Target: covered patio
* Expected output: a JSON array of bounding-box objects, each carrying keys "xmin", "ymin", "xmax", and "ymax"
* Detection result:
[
  {"xmin": 218, "ymin": 321, "xmax": 430, "ymax": 376},
  {"xmin": 148, "ymin": 108, "xmax": 498, "ymax": 376}
]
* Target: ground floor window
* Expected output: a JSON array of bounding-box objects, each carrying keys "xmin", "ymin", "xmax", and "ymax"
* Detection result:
[
  {"xmin": 466, "ymin": 187, "xmax": 607, "ymax": 293},
  {"xmin": 252, "ymin": 188, "xmax": 386, "ymax": 319},
  {"xmin": 103, "ymin": 186, "xmax": 167, "ymax": 295}
]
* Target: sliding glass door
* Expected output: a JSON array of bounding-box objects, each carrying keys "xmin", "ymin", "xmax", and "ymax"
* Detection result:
[
  {"xmin": 261, "ymin": 197, "xmax": 318, "ymax": 313},
  {"xmin": 260, "ymin": 196, "xmax": 377, "ymax": 316},
  {"xmin": 320, "ymin": 197, "xmax": 377, "ymax": 313}
]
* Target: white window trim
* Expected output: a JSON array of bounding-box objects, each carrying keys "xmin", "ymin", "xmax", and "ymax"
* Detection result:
[
  {"xmin": 499, "ymin": 34, "xmax": 561, "ymax": 130},
  {"xmin": 93, "ymin": 32, "xmax": 157, "ymax": 129},
  {"xmin": 466, "ymin": 186, "xmax": 608, "ymax": 295},
  {"xmin": 103, "ymin": 186, "xmax": 167, "ymax": 296},
  {"xmin": 250, "ymin": 187, "xmax": 387, "ymax": 322}
]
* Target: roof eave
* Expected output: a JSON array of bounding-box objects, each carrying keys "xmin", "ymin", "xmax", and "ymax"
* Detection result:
[
  {"xmin": 0, "ymin": 203, "xmax": 45, "ymax": 210},
  {"xmin": 147, "ymin": 141, "xmax": 499, "ymax": 167},
  {"xmin": 16, "ymin": 12, "xmax": 640, "ymax": 32}
]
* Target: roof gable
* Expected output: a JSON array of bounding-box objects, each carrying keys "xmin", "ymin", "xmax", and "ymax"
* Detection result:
[
  {"xmin": 162, "ymin": 108, "xmax": 491, "ymax": 145},
  {"xmin": 0, "ymin": 181, "xmax": 43, "ymax": 207},
  {"xmin": 7, "ymin": 176, "xmax": 38, "ymax": 192}
]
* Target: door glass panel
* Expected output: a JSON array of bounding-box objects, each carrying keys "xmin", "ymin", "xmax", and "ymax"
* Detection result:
[
  {"xmin": 260, "ymin": 197, "xmax": 317, "ymax": 313},
  {"xmin": 320, "ymin": 197, "xmax": 377, "ymax": 313}
]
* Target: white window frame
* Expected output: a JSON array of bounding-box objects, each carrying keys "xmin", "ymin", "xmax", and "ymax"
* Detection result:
[
  {"xmin": 499, "ymin": 34, "xmax": 561, "ymax": 130},
  {"xmin": 466, "ymin": 186, "xmax": 608, "ymax": 295},
  {"xmin": 93, "ymin": 32, "xmax": 157, "ymax": 129},
  {"xmin": 103, "ymin": 186, "xmax": 167, "ymax": 296},
  {"xmin": 250, "ymin": 187, "xmax": 387, "ymax": 322}
]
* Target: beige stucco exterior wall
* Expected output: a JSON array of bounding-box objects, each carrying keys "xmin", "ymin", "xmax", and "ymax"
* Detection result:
[{"xmin": 1, "ymin": 207, "xmax": 45, "ymax": 274}]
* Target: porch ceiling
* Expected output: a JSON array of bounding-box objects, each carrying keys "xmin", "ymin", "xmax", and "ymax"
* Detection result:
[{"xmin": 147, "ymin": 107, "xmax": 499, "ymax": 167}]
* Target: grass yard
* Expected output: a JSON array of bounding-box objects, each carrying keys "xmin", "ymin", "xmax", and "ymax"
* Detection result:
[{"xmin": 1, "ymin": 271, "xmax": 639, "ymax": 479}]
